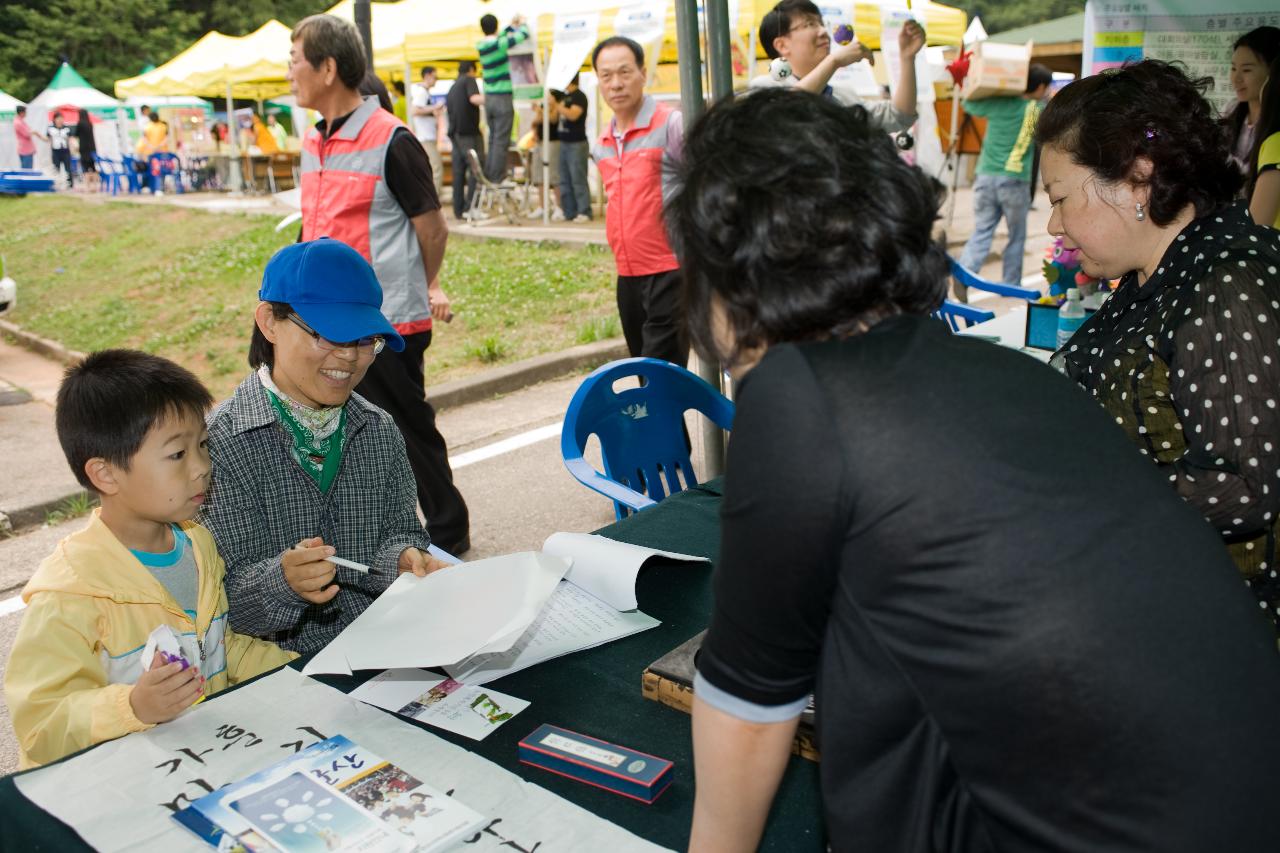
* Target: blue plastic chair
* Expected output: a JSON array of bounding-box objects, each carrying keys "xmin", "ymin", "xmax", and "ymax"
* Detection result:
[
  {"xmin": 934, "ymin": 300, "xmax": 995, "ymax": 332},
  {"xmin": 121, "ymin": 156, "xmax": 145, "ymax": 193},
  {"xmin": 147, "ymin": 153, "xmax": 183, "ymax": 194},
  {"xmin": 949, "ymin": 257, "xmax": 1041, "ymax": 300},
  {"xmin": 561, "ymin": 357, "xmax": 735, "ymax": 520},
  {"xmin": 93, "ymin": 155, "xmax": 123, "ymax": 195}
]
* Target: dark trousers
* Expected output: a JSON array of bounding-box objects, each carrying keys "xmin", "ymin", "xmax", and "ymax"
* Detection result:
[
  {"xmin": 616, "ymin": 269, "xmax": 688, "ymax": 366},
  {"xmin": 355, "ymin": 330, "xmax": 470, "ymax": 552},
  {"xmin": 51, "ymin": 148, "xmax": 73, "ymax": 187},
  {"xmin": 449, "ymin": 133, "xmax": 484, "ymax": 218}
]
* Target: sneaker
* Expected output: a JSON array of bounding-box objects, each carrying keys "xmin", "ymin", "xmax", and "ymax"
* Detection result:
[
  {"xmin": 525, "ymin": 206, "xmax": 544, "ymax": 220},
  {"xmin": 572, "ymin": 214, "xmax": 592, "ymax": 223},
  {"xmin": 550, "ymin": 209, "xmax": 566, "ymax": 222}
]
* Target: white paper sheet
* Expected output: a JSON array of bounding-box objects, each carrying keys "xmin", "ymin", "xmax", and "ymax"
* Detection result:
[
  {"xmin": 14, "ymin": 668, "xmax": 667, "ymax": 853},
  {"xmin": 303, "ymin": 551, "xmax": 570, "ymax": 676},
  {"xmin": 444, "ymin": 582, "xmax": 660, "ymax": 685},
  {"xmin": 350, "ymin": 669, "xmax": 530, "ymax": 741},
  {"xmin": 542, "ymin": 532, "xmax": 708, "ymax": 611}
]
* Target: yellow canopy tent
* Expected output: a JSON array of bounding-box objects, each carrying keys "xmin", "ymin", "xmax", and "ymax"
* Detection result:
[{"xmin": 114, "ymin": 20, "xmax": 293, "ymax": 100}]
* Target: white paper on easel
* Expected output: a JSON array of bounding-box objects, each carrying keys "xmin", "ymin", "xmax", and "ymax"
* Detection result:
[
  {"xmin": 445, "ymin": 581, "xmax": 661, "ymax": 685},
  {"xmin": 545, "ymin": 11, "xmax": 600, "ymax": 92},
  {"xmin": 542, "ymin": 531, "xmax": 708, "ymax": 611},
  {"xmin": 302, "ymin": 551, "xmax": 570, "ymax": 676},
  {"xmin": 14, "ymin": 668, "xmax": 667, "ymax": 853}
]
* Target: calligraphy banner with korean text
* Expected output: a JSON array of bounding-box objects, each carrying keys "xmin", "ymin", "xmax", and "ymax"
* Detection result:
[{"xmin": 14, "ymin": 668, "xmax": 668, "ymax": 853}]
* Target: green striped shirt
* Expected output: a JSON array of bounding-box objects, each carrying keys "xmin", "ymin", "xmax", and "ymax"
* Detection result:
[{"xmin": 476, "ymin": 25, "xmax": 531, "ymax": 95}]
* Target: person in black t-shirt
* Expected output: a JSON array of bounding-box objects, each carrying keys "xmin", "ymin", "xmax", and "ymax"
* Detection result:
[
  {"xmin": 446, "ymin": 61, "xmax": 485, "ymax": 220},
  {"xmin": 557, "ymin": 74, "xmax": 591, "ymax": 221},
  {"xmin": 667, "ymin": 88, "xmax": 1280, "ymax": 853}
]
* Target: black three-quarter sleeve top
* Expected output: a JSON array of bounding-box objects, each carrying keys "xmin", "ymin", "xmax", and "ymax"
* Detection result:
[
  {"xmin": 696, "ymin": 315, "xmax": 1280, "ymax": 853},
  {"xmin": 1057, "ymin": 203, "xmax": 1280, "ymax": 631}
]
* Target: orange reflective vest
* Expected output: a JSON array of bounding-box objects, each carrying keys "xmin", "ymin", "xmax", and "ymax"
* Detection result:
[
  {"xmin": 301, "ymin": 97, "xmax": 431, "ymax": 335},
  {"xmin": 592, "ymin": 96, "xmax": 681, "ymax": 277}
]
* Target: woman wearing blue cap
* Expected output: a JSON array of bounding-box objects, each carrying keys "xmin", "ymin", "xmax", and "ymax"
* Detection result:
[{"xmin": 200, "ymin": 238, "xmax": 449, "ymax": 655}]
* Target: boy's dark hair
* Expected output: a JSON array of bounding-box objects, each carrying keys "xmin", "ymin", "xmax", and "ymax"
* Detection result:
[
  {"xmin": 15, "ymin": 105, "xmax": 24, "ymax": 116},
  {"xmin": 457, "ymin": 60, "xmax": 476, "ymax": 75},
  {"xmin": 248, "ymin": 301, "xmax": 293, "ymax": 370},
  {"xmin": 759, "ymin": 0, "xmax": 822, "ymax": 60},
  {"xmin": 56, "ymin": 350, "xmax": 214, "ymax": 492},
  {"xmin": 592, "ymin": 36, "xmax": 644, "ymax": 69},
  {"xmin": 291, "ymin": 14, "xmax": 368, "ymax": 90},
  {"xmin": 480, "ymin": 14, "xmax": 498, "ymax": 35},
  {"xmin": 392, "ymin": 79, "xmax": 405, "ymax": 94},
  {"xmin": 1025, "ymin": 63, "xmax": 1053, "ymax": 93},
  {"xmin": 421, "ymin": 65, "xmax": 436, "ymax": 79},
  {"xmin": 666, "ymin": 89, "xmax": 946, "ymax": 368},
  {"xmin": 1036, "ymin": 59, "xmax": 1242, "ymax": 227}
]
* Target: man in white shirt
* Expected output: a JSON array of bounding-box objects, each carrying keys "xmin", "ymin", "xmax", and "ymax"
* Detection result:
[
  {"xmin": 748, "ymin": 0, "xmax": 923, "ymax": 134},
  {"xmin": 410, "ymin": 66, "xmax": 444, "ymax": 197}
]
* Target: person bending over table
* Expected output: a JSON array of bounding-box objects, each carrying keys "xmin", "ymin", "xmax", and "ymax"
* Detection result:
[
  {"xmin": 667, "ymin": 89, "xmax": 1280, "ymax": 853},
  {"xmin": 200, "ymin": 239, "xmax": 448, "ymax": 656},
  {"xmin": 1040, "ymin": 60, "xmax": 1280, "ymax": 633}
]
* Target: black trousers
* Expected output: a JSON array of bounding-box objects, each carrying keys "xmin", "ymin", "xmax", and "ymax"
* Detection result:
[
  {"xmin": 450, "ymin": 133, "xmax": 484, "ymax": 219},
  {"xmin": 616, "ymin": 269, "xmax": 689, "ymax": 366},
  {"xmin": 51, "ymin": 148, "xmax": 73, "ymax": 187},
  {"xmin": 355, "ymin": 330, "xmax": 470, "ymax": 552}
]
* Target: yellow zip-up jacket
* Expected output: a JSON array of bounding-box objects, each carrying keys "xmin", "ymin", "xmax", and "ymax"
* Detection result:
[{"xmin": 4, "ymin": 510, "xmax": 297, "ymax": 769}]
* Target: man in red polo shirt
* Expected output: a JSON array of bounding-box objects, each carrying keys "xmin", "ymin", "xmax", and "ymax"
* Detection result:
[
  {"xmin": 590, "ymin": 36, "xmax": 687, "ymax": 367},
  {"xmin": 288, "ymin": 14, "xmax": 470, "ymax": 555}
]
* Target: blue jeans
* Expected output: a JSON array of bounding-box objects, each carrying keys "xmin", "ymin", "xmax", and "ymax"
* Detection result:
[
  {"xmin": 959, "ymin": 174, "xmax": 1031, "ymax": 285},
  {"xmin": 559, "ymin": 140, "xmax": 591, "ymax": 219},
  {"xmin": 19, "ymin": 154, "xmax": 33, "ymax": 169}
]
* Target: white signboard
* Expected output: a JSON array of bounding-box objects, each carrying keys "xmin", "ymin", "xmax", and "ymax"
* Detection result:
[
  {"xmin": 15, "ymin": 668, "xmax": 667, "ymax": 853},
  {"xmin": 614, "ymin": 0, "xmax": 668, "ymax": 51},
  {"xmin": 545, "ymin": 11, "xmax": 602, "ymax": 92}
]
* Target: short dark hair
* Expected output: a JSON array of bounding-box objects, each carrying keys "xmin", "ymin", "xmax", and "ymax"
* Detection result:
[
  {"xmin": 480, "ymin": 14, "xmax": 498, "ymax": 35},
  {"xmin": 667, "ymin": 89, "xmax": 946, "ymax": 368},
  {"xmin": 56, "ymin": 350, "xmax": 213, "ymax": 492},
  {"xmin": 248, "ymin": 302, "xmax": 293, "ymax": 370},
  {"xmin": 457, "ymin": 60, "xmax": 476, "ymax": 75},
  {"xmin": 421, "ymin": 65, "xmax": 436, "ymax": 79},
  {"xmin": 592, "ymin": 36, "xmax": 644, "ymax": 69},
  {"xmin": 1026, "ymin": 63, "xmax": 1053, "ymax": 93},
  {"xmin": 759, "ymin": 0, "xmax": 822, "ymax": 59},
  {"xmin": 1250, "ymin": 56, "xmax": 1280, "ymax": 195},
  {"xmin": 15, "ymin": 105, "xmax": 25, "ymax": 116},
  {"xmin": 291, "ymin": 14, "xmax": 367, "ymax": 90},
  {"xmin": 1036, "ymin": 60, "xmax": 1243, "ymax": 227}
]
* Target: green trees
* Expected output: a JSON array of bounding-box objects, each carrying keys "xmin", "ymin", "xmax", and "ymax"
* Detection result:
[
  {"xmin": 0, "ymin": 0, "xmax": 321, "ymax": 100},
  {"xmin": 968, "ymin": 0, "xmax": 1086, "ymax": 36}
]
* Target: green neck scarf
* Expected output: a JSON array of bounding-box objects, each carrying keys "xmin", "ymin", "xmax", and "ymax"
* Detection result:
[{"xmin": 259, "ymin": 367, "xmax": 346, "ymax": 492}]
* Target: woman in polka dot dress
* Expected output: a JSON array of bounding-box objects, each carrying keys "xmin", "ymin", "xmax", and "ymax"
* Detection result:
[{"xmin": 1038, "ymin": 60, "xmax": 1280, "ymax": 634}]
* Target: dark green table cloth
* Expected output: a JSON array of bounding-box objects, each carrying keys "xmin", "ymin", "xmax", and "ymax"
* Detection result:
[{"xmin": 0, "ymin": 480, "xmax": 823, "ymax": 851}]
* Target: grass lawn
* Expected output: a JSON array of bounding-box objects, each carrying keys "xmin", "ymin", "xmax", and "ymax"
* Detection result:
[{"xmin": 0, "ymin": 195, "xmax": 619, "ymax": 400}]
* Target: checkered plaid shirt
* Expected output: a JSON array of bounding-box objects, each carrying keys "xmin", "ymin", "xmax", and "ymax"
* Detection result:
[{"xmin": 200, "ymin": 372, "xmax": 430, "ymax": 654}]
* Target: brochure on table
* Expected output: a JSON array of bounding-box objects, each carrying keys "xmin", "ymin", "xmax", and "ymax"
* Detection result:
[
  {"xmin": 14, "ymin": 667, "xmax": 668, "ymax": 852},
  {"xmin": 304, "ymin": 533, "xmax": 708, "ymax": 679},
  {"xmin": 351, "ymin": 670, "xmax": 530, "ymax": 741},
  {"xmin": 178, "ymin": 734, "xmax": 483, "ymax": 853}
]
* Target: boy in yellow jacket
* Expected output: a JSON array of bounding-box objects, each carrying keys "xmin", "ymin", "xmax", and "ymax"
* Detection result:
[{"xmin": 4, "ymin": 350, "xmax": 296, "ymax": 769}]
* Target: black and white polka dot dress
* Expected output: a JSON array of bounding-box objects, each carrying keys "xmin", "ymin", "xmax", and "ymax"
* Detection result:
[{"xmin": 1057, "ymin": 203, "xmax": 1280, "ymax": 633}]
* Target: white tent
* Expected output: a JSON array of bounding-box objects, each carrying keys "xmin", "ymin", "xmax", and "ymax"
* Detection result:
[
  {"xmin": 26, "ymin": 63, "xmax": 127, "ymax": 165},
  {"xmin": 0, "ymin": 90, "xmax": 25, "ymax": 170}
]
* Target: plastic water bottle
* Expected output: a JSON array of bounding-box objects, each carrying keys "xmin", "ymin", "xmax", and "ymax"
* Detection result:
[{"xmin": 1057, "ymin": 287, "xmax": 1086, "ymax": 349}]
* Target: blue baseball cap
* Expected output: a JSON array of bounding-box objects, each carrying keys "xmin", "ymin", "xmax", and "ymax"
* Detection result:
[{"xmin": 259, "ymin": 238, "xmax": 405, "ymax": 352}]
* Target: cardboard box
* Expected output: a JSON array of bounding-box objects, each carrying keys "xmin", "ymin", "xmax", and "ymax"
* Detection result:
[
  {"xmin": 962, "ymin": 40, "xmax": 1033, "ymax": 100},
  {"xmin": 518, "ymin": 724, "xmax": 674, "ymax": 804}
]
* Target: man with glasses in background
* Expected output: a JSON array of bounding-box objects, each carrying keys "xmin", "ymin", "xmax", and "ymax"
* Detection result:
[{"xmin": 286, "ymin": 13, "xmax": 471, "ymax": 556}]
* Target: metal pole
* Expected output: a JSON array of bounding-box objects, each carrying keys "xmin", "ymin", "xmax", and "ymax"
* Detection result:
[
  {"xmin": 355, "ymin": 0, "xmax": 374, "ymax": 72},
  {"xmin": 226, "ymin": 79, "xmax": 242, "ymax": 193},
  {"xmin": 673, "ymin": 0, "xmax": 726, "ymax": 477},
  {"xmin": 542, "ymin": 43, "xmax": 550, "ymax": 225},
  {"xmin": 705, "ymin": 0, "xmax": 733, "ymax": 101}
]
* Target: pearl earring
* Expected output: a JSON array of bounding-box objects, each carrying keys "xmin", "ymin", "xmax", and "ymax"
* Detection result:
[{"xmin": 1135, "ymin": 202, "xmax": 1145, "ymax": 222}]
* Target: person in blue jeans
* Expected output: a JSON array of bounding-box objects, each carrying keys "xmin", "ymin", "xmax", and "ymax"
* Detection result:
[
  {"xmin": 956, "ymin": 64, "xmax": 1053, "ymax": 297},
  {"xmin": 557, "ymin": 74, "xmax": 592, "ymax": 221}
]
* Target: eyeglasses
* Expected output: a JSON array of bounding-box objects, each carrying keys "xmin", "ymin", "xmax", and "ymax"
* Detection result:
[{"xmin": 288, "ymin": 313, "xmax": 386, "ymax": 355}]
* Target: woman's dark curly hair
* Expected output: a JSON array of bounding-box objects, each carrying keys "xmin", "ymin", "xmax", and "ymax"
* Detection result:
[
  {"xmin": 665, "ymin": 88, "xmax": 947, "ymax": 368},
  {"xmin": 1036, "ymin": 60, "xmax": 1243, "ymax": 227}
]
